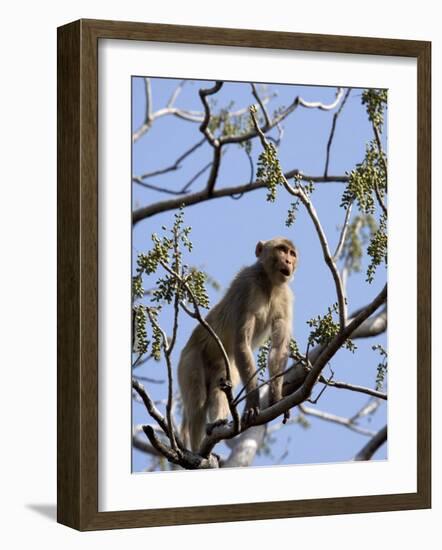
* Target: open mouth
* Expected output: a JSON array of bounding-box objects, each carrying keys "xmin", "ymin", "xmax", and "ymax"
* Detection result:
[{"xmin": 280, "ymin": 267, "xmax": 291, "ymax": 277}]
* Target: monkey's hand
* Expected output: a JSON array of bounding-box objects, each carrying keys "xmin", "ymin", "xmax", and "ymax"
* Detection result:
[{"xmin": 241, "ymin": 390, "xmax": 260, "ymax": 428}]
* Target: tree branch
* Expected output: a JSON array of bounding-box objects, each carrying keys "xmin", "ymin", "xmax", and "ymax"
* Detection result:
[
  {"xmin": 133, "ymin": 169, "xmax": 348, "ymax": 223},
  {"xmin": 299, "ymin": 404, "xmax": 377, "ymax": 436},
  {"xmin": 333, "ymin": 201, "xmax": 353, "ymax": 261},
  {"xmin": 298, "ymin": 87, "xmax": 344, "ymax": 111},
  {"xmin": 199, "ymin": 284, "xmax": 387, "ymax": 457},
  {"xmin": 353, "ymin": 425, "xmax": 387, "ymax": 460},
  {"xmin": 318, "ymin": 377, "xmax": 387, "ymax": 400},
  {"xmin": 132, "ymin": 378, "xmax": 186, "ymax": 452},
  {"xmin": 132, "ymin": 78, "xmax": 153, "ymax": 142},
  {"xmin": 199, "ymin": 81, "xmax": 223, "ymax": 145},
  {"xmin": 135, "ymin": 138, "xmax": 206, "ymax": 182},
  {"xmin": 142, "ymin": 425, "xmax": 220, "ymax": 469},
  {"xmin": 324, "ymin": 88, "xmax": 352, "ymax": 176}
]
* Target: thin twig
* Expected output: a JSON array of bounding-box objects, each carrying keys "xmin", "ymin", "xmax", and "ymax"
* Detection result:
[
  {"xmin": 132, "ymin": 379, "xmax": 178, "ymax": 443},
  {"xmin": 299, "ymin": 404, "xmax": 376, "ymax": 437},
  {"xmin": 145, "ymin": 309, "xmax": 178, "ymax": 451},
  {"xmin": 318, "ymin": 376, "xmax": 387, "ymax": 400},
  {"xmin": 136, "ymin": 138, "xmax": 206, "ymax": 181},
  {"xmin": 181, "ymin": 162, "xmax": 213, "ymax": 193},
  {"xmin": 324, "ymin": 88, "xmax": 352, "ymax": 176},
  {"xmin": 350, "ymin": 398, "xmax": 380, "ymax": 423},
  {"xmin": 132, "ymin": 375, "xmax": 165, "ymax": 384},
  {"xmin": 132, "ymin": 177, "xmax": 191, "ymax": 195},
  {"xmin": 250, "ymin": 107, "xmax": 347, "ymax": 329},
  {"xmin": 167, "ymin": 80, "xmax": 186, "ymax": 108},
  {"xmin": 333, "ymin": 201, "xmax": 353, "ymax": 261}
]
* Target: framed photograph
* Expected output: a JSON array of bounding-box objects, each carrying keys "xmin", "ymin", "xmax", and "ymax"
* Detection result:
[{"xmin": 57, "ymin": 19, "xmax": 431, "ymax": 530}]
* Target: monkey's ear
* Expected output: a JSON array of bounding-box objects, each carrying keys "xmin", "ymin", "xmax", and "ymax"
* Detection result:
[{"xmin": 255, "ymin": 241, "xmax": 265, "ymax": 257}]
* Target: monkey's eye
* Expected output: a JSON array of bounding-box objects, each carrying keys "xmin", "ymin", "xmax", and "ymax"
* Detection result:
[{"xmin": 290, "ymin": 250, "xmax": 296, "ymax": 258}]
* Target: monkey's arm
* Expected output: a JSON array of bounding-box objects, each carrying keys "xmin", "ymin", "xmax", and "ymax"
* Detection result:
[
  {"xmin": 233, "ymin": 315, "xmax": 260, "ymax": 423},
  {"xmin": 268, "ymin": 318, "xmax": 291, "ymax": 405}
]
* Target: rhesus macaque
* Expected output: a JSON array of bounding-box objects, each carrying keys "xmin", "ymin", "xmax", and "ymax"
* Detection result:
[{"xmin": 178, "ymin": 237, "xmax": 297, "ymax": 452}]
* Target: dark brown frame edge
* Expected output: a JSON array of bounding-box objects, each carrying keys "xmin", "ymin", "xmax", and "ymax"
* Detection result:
[{"xmin": 57, "ymin": 18, "xmax": 431, "ymax": 531}]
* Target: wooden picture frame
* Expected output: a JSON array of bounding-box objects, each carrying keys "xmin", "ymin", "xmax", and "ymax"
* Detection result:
[{"xmin": 57, "ymin": 18, "xmax": 431, "ymax": 531}]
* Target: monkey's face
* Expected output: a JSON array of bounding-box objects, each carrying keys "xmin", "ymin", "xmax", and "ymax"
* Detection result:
[
  {"xmin": 272, "ymin": 241, "xmax": 297, "ymax": 282},
  {"xmin": 257, "ymin": 238, "xmax": 297, "ymax": 284}
]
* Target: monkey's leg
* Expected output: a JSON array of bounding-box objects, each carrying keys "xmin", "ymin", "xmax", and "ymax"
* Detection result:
[
  {"xmin": 268, "ymin": 320, "xmax": 290, "ymax": 406},
  {"xmin": 206, "ymin": 383, "xmax": 229, "ymax": 436},
  {"xmin": 234, "ymin": 318, "xmax": 260, "ymax": 426},
  {"xmin": 187, "ymin": 406, "xmax": 208, "ymax": 452},
  {"xmin": 178, "ymin": 349, "xmax": 208, "ymax": 453}
]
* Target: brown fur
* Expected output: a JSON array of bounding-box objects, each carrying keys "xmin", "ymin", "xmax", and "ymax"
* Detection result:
[{"xmin": 178, "ymin": 238, "xmax": 297, "ymax": 452}]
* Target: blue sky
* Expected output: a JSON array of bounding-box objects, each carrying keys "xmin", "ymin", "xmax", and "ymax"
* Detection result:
[{"xmin": 131, "ymin": 77, "xmax": 387, "ymax": 472}]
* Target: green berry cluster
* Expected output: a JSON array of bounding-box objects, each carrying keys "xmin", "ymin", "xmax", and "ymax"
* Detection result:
[
  {"xmin": 366, "ymin": 213, "xmax": 387, "ymax": 283},
  {"xmin": 372, "ymin": 344, "xmax": 388, "ymax": 391},
  {"xmin": 341, "ymin": 141, "xmax": 387, "ymax": 214},
  {"xmin": 307, "ymin": 303, "xmax": 356, "ymax": 352},
  {"xmin": 361, "ymin": 88, "xmax": 388, "ymax": 131},
  {"xmin": 256, "ymin": 141, "xmax": 284, "ymax": 202}
]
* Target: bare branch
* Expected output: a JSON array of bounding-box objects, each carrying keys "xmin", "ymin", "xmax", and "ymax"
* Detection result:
[
  {"xmin": 132, "ymin": 378, "xmax": 178, "ymax": 442},
  {"xmin": 251, "ymin": 83, "xmax": 271, "ymax": 127},
  {"xmin": 318, "ymin": 376, "xmax": 387, "ymax": 400},
  {"xmin": 324, "ymin": 88, "xmax": 352, "ymax": 176},
  {"xmin": 132, "ymin": 78, "xmax": 153, "ymax": 142},
  {"xmin": 167, "ymin": 79, "xmax": 186, "ymax": 108},
  {"xmin": 132, "ymin": 374, "xmax": 164, "ymax": 384},
  {"xmin": 132, "ymin": 426, "xmax": 163, "ymax": 457},
  {"xmin": 350, "ymin": 399, "xmax": 381, "ymax": 423},
  {"xmin": 135, "ymin": 138, "xmax": 206, "ymax": 181},
  {"xmin": 299, "ymin": 404, "xmax": 377, "ymax": 437},
  {"xmin": 142, "ymin": 425, "xmax": 220, "ymax": 469},
  {"xmin": 353, "ymin": 425, "xmax": 387, "ymax": 460},
  {"xmin": 350, "ymin": 305, "xmax": 387, "ymax": 339},
  {"xmin": 199, "ymin": 81, "xmax": 223, "ymax": 145},
  {"xmin": 205, "ymin": 146, "xmax": 222, "ymax": 195},
  {"xmin": 132, "ymin": 177, "xmax": 191, "ymax": 196},
  {"xmin": 298, "ymin": 87, "xmax": 344, "ymax": 111},
  {"xmin": 132, "ymin": 79, "xmax": 206, "ymax": 142},
  {"xmin": 133, "ymin": 169, "xmax": 349, "ymax": 223},
  {"xmin": 333, "ymin": 202, "xmax": 353, "ymax": 261}
]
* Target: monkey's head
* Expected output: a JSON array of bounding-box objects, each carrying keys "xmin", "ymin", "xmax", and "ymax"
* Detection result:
[{"xmin": 255, "ymin": 237, "xmax": 298, "ymax": 284}]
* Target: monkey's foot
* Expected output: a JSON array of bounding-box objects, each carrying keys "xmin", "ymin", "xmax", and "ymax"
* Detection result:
[
  {"xmin": 241, "ymin": 406, "xmax": 260, "ymax": 428},
  {"xmin": 206, "ymin": 418, "xmax": 228, "ymax": 436}
]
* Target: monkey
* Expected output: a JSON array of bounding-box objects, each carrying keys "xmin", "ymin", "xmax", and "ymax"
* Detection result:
[{"xmin": 178, "ymin": 237, "xmax": 297, "ymax": 453}]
